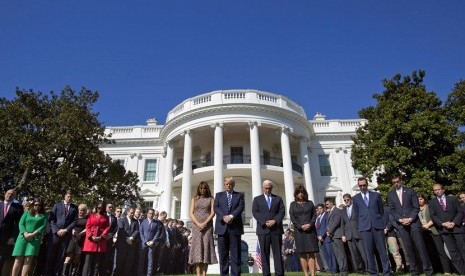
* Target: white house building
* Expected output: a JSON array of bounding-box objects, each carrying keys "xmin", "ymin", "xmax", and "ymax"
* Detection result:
[{"xmin": 100, "ymin": 89, "xmax": 372, "ymax": 272}]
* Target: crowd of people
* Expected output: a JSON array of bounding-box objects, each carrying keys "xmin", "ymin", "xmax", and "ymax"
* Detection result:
[
  {"xmin": 0, "ymin": 190, "xmax": 191, "ymax": 276},
  {"xmin": 0, "ymin": 175, "xmax": 464, "ymax": 276},
  {"xmin": 291, "ymin": 176, "xmax": 465, "ymax": 276}
]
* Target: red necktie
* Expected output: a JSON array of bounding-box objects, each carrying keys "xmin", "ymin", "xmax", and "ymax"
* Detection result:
[
  {"xmin": 65, "ymin": 204, "xmax": 69, "ymax": 216},
  {"xmin": 3, "ymin": 203, "xmax": 7, "ymax": 218}
]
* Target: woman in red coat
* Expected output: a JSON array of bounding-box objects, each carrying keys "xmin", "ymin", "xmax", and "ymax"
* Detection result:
[{"xmin": 81, "ymin": 202, "xmax": 110, "ymax": 276}]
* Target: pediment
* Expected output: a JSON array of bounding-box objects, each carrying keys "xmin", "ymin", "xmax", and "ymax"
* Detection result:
[{"xmin": 139, "ymin": 189, "xmax": 161, "ymax": 196}]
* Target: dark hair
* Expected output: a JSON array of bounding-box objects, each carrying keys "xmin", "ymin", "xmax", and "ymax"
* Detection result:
[
  {"xmin": 95, "ymin": 202, "xmax": 105, "ymax": 215},
  {"xmin": 293, "ymin": 185, "xmax": 308, "ymax": 201},
  {"xmin": 357, "ymin": 177, "xmax": 368, "ymax": 184},
  {"xmin": 316, "ymin": 203, "xmax": 324, "ymax": 209},
  {"xmin": 343, "ymin": 193, "xmax": 352, "ymax": 199},
  {"xmin": 418, "ymin": 194, "xmax": 428, "ymax": 204},
  {"xmin": 391, "ymin": 174, "xmax": 402, "ymax": 180},
  {"xmin": 29, "ymin": 198, "xmax": 45, "ymax": 216},
  {"xmin": 196, "ymin": 181, "xmax": 212, "ymax": 198}
]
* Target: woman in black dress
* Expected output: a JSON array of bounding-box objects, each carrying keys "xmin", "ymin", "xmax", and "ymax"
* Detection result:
[
  {"xmin": 62, "ymin": 203, "xmax": 88, "ymax": 276},
  {"xmin": 289, "ymin": 185, "xmax": 318, "ymax": 276}
]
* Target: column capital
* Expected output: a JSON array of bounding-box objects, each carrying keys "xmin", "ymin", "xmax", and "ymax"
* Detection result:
[
  {"xmin": 335, "ymin": 146, "xmax": 347, "ymax": 153},
  {"xmin": 181, "ymin": 129, "xmax": 191, "ymax": 136},
  {"xmin": 210, "ymin": 122, "xmax": 224, "ymax": 129},
  {"xmin": 162, "ymin": 140, "xmax": 173, "ymax": 157},
  {"xmin": 281, "ymin": 125, "xmax": 293, "ymax": 134},
  {"xmin": 248, "ymin": 121, "xmax": 261, "ymax": 129}
]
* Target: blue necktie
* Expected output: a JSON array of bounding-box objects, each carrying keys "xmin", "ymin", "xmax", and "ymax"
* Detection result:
[
  {"xmin": 363, "ymin": 194, "xmax": 369, "ymax": 206},
  {"xmin": 227, "ymin": 192, "xmax": 232, "ymax": 210},
  {"xmin": 267, "ymin": 196, "xmax": 271, "ymax": 209}
]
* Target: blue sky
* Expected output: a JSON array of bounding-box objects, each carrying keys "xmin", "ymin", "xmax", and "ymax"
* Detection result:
[{"xmin": 1, "ymin": 1, "xmax": 464, "ymax": 126}]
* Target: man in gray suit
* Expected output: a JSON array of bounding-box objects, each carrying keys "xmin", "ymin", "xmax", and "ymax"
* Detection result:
[
  {"xmin": 341, "ymin": 193, "xmax": 366, "ymax": 273},
  {"xmin": 326, "ymin": 198, "xmax": 348, "ymax": 275},
  {"xmin": 252, "ymin": 180, "xmax": 285, "ymax": 276}
]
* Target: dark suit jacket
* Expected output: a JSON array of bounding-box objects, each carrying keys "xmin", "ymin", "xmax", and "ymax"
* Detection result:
[
  {"xmin": 327, "ymin": 207, "xmax": 343, "ymax": 238},
  {"xmin": 342, "ymin": 205, "xmax": 361, "ymax": 240},
  {"xmin": 0, "ymin": 201, "xmax": 23, "ymax": 245},
  {"xmin": 117, "ymin": 216, "xmax": 140, "ymax": 244},
  {"xmin": 107, "ymin": 213, "xmax": 118, "ymax": 236},
  {"xmin": 383, "ymin": 206, "xmax": 397, "ymax": 237},
  {"xmin": 352, "ymin": 191, "xmax": 385, "ymax": 231},
  {"xmin": 316, "ymin": 213, "xmax": 330, "ymax": 242},
  {"xmin": 388, "ymin": 187, "xmax": 421, "ymax": 229},
  {"xmin": 214, "ymin": 190, "xmax": 245, "ymax": 236},
  {"xmin": 49, "ymin": 201, "xmax": 78, "ymax": 234},
  {"xmin": 139, "ymin": 219, "xmax": 163, "ymax": 248},
  {"xmin": 429, "ymin": 195, "xmax": 464, "ymax": 234},
  {"xmin": 252, "ymin": 194, "xmax": 285, "ymax": 235}
]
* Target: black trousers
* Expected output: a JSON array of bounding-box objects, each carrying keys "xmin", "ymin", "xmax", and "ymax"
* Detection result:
[
  {"xmin": 217, "ymin": 227, "xmax": 241, "ymax": 276},
  {"xmin": 258, "ymin": 234, "xmax": 284, "ymax": 276}
]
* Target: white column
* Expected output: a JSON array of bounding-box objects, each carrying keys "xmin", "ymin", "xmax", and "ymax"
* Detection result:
[
  {"xmin": 336, "ymin": 147, "xmax": 352, "ymax": 194},
  {"xmin": 213, "ymin": 123, "xmax": 224, "ymax": 195},
  {"xmin": 280, "ymin": 126, "xmax": 295, "ymax": 217},
  {"xmin": 161, "ymin": 141, "xmax": 174, "ymax": 216},
  {"xmin": 299, "ymin": 137, "xmax": 315, "ymax": 201},
  {"xmin": 249, "ymin": 121, "xmax": 262, "ymax": 199},
  {"xmin": 180, "ymin": 130, "xmax": 193, "ymax": 221}
]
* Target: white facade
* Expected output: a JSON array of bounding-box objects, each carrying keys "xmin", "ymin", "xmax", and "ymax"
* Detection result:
[{"xmin": 100, "ymin": 89, "xmax": 371, "ymax": 272}]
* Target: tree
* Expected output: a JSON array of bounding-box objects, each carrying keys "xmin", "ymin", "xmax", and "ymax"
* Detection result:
[
  {"xmin": 442, "ymin": 80, "xmax": 465, "ymax": 191},
  {"xmin": 0, "ymin": 86, "xmax": 141, "ymax": 206},
  {"xmin": 351, "ymin": 71, "xmax": 462, "ymax": 197}
]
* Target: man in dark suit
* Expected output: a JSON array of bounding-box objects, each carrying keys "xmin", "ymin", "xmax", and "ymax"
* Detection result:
[
  {"xmin": 326, "ymin": 198, "xmax": 348, "ymax": 275},
  {"xmin": 101, "ymin": 203, "xmax": 118, "ymax": 276},
  {"xmin": 388, "ymin": 175, "xmax": 432, "ymax": 275},
  {"xmin": 383, "ymin": 203, "xmax": 404, "ymax": 272},
  {"xmin": 352, "ymin": 177, "xmax": 391, "ymax": 276},
  {"xmin": 45, "ymin": 190, "xmax": 78, "ymax": 276},
  {"xmin": 115, "ymin": 207, "xmax": 140, "ymax": 276},
  {"xmin": 341, "ymin": 193, "xmax": 366, "ymax": 273},
  {"xmin": 460, "ymin": 192, "xmax": 465, "ymax": 227},
  {"xmin": 316, "ymin": 203, "xmax": 333, "ymax": 273},
  {"xmin": 214, "ymin": 177, "xmax": 245, "ymax": 276},
  {"xmin": 138, "ymin": 208, "xmax": 163, "ymax": 276},
  {"xmin": 429, "ymin": 183, "xmax": 465, "ymax": 274},
  {"xmin": 0, "ymin": 189, "xmax": 23, "ymax": 273},
  {"xmin": 252, "ymin": 180, "xmax": 285, "ymax": 276}
]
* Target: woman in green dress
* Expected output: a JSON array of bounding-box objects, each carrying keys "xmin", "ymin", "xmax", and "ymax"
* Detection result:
[{"xmin": 11, "ymin": 198, "xmax": 47, "ymax": 276}]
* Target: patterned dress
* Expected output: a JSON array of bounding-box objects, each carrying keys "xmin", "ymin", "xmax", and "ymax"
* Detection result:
[
  {"xmin": 188, "ymin": 197, "xmax": 218, "ymax": 265},
  {"xmin": 289, "ymin": 200, "xmax": 319, "ymax": 254}
]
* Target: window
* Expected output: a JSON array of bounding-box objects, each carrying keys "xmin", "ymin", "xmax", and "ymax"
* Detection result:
[
  {"xmin": 263, "ymin": 150, "xmax": 270, "ymax": 165},
  {"xmin": 230, "ymin": 147, "xmax": 243, "ymax": 164},
  {"xmin": 139, "ymin": 201, "xmax": 154, "ymax": 212},
  {"xmin": 318, "ymin": 154, "xmax": 332, "ymax": 176},
  {"xmin": 144, "ymin": 159, "xmax": 157, "ymax": 181},
  {"xmin": 174, "ymin": 201, "xmax": 181, "ymax": 219}
]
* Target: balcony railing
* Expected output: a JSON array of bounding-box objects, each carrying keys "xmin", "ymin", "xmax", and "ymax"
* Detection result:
[{"xmin": 173, "ymin": 155, "xmax": 303, "ymax": 176}]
